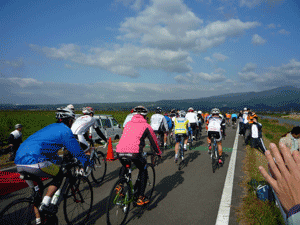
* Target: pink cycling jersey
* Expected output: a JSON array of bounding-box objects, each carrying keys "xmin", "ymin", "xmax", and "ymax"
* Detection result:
[{"xmin": 116, "ymin": 114, "xmax": 162, "ymax": 155}]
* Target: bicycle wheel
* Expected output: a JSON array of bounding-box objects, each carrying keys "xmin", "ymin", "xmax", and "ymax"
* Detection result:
[
  {"xmin": 178, "ymin": 141, "xmax": 185, "ymax": 170},
  {"xmin": 144, "ymin": 163, "xmax": 155, "ymax": 201},
  {"xmin": 106, "ymin": 178, "xmax": 131, "ymax": 225},
  {"xmin": 64, "ymin": 176, "xmax": 93, "ymax": 225},
  {"xmin": 91, "ymin": 150, "xmax": 107, "ymax": 184},
  {"xmin": 211, "ymin": 138, "xmax": 217, "ymax": 173},
  {"xmin": 0, "ymin": 198, "xmax": 36, "ymax": 225}
]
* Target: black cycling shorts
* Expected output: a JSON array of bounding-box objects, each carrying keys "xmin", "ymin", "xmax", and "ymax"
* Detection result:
[
  {"xmin": 208, "ymin": 131, "xmax": 222, "ymax": 142},
  {"xmin": 175, "ymin": 134, "xmax": 188, "ymax": 143}
]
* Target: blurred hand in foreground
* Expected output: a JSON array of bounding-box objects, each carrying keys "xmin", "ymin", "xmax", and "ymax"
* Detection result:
[{"xmin": 259, "ymin": 143, "xmax": 300, "ymax": 213}]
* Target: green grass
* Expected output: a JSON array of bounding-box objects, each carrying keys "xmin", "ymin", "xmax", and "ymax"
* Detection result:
[{"xmin": 235, "ymin": 117, "xmax": 294, "ymax": 224}]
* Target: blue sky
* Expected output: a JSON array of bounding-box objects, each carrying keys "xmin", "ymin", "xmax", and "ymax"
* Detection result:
[{"xmin": 1, "ymin": 0, "xmax": 300, "ymax": 105}]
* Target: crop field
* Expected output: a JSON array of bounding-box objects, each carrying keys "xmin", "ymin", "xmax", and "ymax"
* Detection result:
[{"xmin": 0, "ymin": 110, "xmax": 156, "ymax": 144}]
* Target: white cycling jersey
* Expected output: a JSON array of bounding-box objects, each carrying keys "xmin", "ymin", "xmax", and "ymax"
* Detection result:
[
  {"xmin": 71, "ymin": 115, "xmax": 98, "ymax": 135},
  {"xmin": 185, "ymin": 112, "xmax": 198, "ymax": 125},
  {"xmin": 207, "ymin": 116, "xmax": 222, "ymax": 132},
  {"xmin": 150, "ymin": 114, "xmax": 169, "ymax": 132}
]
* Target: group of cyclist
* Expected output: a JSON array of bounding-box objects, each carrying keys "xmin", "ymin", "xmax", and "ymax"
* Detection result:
[{"xmin": 12, "ymin": 104, "xmax": 238, "ymax": 224}]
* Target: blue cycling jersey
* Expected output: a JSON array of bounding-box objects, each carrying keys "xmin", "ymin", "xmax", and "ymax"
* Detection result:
[
  {"xmin": 231, "ymin": 114, "xmax": 238, "ymax": 118},
  {"xmin": 164, "ymin": 115, "xmax": 173, "ymax": 130},
  {"xmin": 15, "ymin": 123, "xmax": 90, "ymax": 168}
]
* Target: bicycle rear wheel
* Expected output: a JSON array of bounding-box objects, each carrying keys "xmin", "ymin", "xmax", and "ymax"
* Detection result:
[
  {"xmin": 106, "ymin": 178, "xmax": 131, "ymax": 225},
  {"xmin": 0, "ymin": 198, "xmax": 36, "ymax": 225},
  {"xmin": 211, "ymin": 138, "xmax": 218, "ymax": 173},
  {"xmin": 64, "ymin": 176, "xmax": 93, "ymax": 225},
  {"xmin": 144, "ymin": 163, "xmax": 155, "ymax": 201},
  {"xmin": 91, "ymin": 150, "xmax": 107, "ymax": 184}
]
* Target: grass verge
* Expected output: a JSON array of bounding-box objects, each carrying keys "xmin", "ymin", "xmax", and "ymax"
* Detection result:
[{"xmin": 235, "ymin": 118, "xmax": 293, "ymax": 224}]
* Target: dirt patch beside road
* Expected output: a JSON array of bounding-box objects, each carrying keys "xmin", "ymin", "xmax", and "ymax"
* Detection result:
[{"xmin": 281, "ymin": 115, "xmax": 300, "ymax": 121}]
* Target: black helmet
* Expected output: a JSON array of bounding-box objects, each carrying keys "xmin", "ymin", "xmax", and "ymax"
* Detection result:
[
  {"xmin": 156, "ymin": 107, "xmax": 162, "ymax": 114},
  {"xmin": 56, "ymin": 107, "xmax": 75, "ymax": 120}
]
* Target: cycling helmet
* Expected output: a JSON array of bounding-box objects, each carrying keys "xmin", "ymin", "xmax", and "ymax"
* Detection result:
[
  {"xmin": 82, "ymin": 107, "xmax": 94, "ymax": 115},
  {"xmin": 130, "ymin": 108, "xmax": 134, "ymax": 113},
  {"xmin": 15, "ymin": 124, "xmax": 23, "ymax": 129},
  {"xmin": 66, "ymin": 104, "xmax": 75, "ymax": 111},
  {"xmin": 211, "ymin": 108, "xmax": 220, "ymax": 114},
  {"xmin": 198, "ymin": 111, "xmax": 202, "ymax": 114},
  {"xmin": 156, "ymin": 107, "xmax": 162, "ymax": 114},
  {"xmin": 132, "ymin": 105, "xmax": 148, "ymax": 116},
  {"xmin": 56, "ymin": 107, "xmax": 75, "ymax": 120},
  {"xmin": 178, "ymin": 110, "xmax": 186, "ymax": 117},
  {"xmin": 188, "ymin": 107, "xmax": 194, "ymax": 112}
]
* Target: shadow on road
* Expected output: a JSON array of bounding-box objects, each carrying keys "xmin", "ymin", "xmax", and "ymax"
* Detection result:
[{"xmin": 124, "ymin": 170, "xmax": 185, "ymax": 224}]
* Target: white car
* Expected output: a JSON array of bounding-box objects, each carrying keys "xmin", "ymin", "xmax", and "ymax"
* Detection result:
[{"xmin": 75, "ymin": 114, "xmax": 123, "ymax": 143}]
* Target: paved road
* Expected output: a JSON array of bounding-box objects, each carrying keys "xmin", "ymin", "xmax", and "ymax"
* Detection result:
[{"xmin": 1, "ymin": 124, "xmax": 247, "ymax": 225}]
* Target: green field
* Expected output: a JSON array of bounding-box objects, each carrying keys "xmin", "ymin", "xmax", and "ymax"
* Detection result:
[{"xmin": 0, "ymin": 110, "xmax": 156, "ymax": 143}]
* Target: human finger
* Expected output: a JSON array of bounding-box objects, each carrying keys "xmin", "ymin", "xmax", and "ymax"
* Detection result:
[
  {"xmin": 258, "ymin": 165, "xmax": 278, "ymax": 191},
  {"xmin": 269, "ymin": 143, "xmax": 290, "ymax": 178},
  {"xmin": 265, "ymin": 149, "xmax": 282, "ymax": 181},
  {"xmin": 292, "ymin": 150, "xmax": 300, "ymax": 168},
  {"xmin": 279, "ymin": 142, "xmax": 298, "ymax": 176}
]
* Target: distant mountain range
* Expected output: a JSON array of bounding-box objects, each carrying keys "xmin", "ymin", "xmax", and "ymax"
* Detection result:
[{"xmin": 1, "ymin": 86, "xmax": 300, "ymax": 113}]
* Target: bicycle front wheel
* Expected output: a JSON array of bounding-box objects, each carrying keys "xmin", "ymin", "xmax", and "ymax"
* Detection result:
[
  {"xmin": 106, "ymin": 178, "xmax": 131, "ymax": 225},
  {"xmin": 0, "ymin": 198, "xmax": 36, "ymax": 225},
  {"xmin": 144, "ymin": 163, "xmax": 155, "ymax": 201},
  {"xmin": 91, "ymin": 150, "xmax": 107, "ymax": 184},
  {"xmin": 64, "ymin": 176, "xmax": 93, "ymax": 225}
]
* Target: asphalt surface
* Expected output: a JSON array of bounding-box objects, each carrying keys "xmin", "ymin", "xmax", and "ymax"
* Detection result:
[{"xmin": 0, "ymin": 124, "xmax": 247, "ymax": 225}]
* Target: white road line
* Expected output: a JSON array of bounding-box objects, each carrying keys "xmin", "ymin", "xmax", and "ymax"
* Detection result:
[
  {"xmin": 1, "ymin": 165, "xmax": 17, "ymax": 171},
  {"xmin": 216, "ymin": 125, "xmax": 239, "ymax": 225}
]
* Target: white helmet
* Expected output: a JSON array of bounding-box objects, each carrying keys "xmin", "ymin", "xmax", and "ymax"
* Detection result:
[
  {"xmin": 211, "ymin": 108, "xmax": 220, "ymax": 114},
  {"xmin": 132, "ymin": 105, "xmax": 148, "ymax": 116},
  {"xmin": 198, "ymin": 111, "xmax": 202, "ymax": 114},
  {"xmin": 67, "ymin": 104, "xmax": 75, "ymax": 111},
  {"xmin": 82, "ymin": 107, "xmax": 94, "ymax": 115},
  {"xmin": 56, "ymin": 107, "xmax": 75, "ymax": 120},
  {"xmin": 188, "ymin": 107, "xmax": 194, "ymax": 112},
  {"xmin": 179, "ymin": 110, "xmax": 186, "ymax": 117},
  {"xmin": 15, "ymin": 124, "xmax": 23, "ymax": 129}
]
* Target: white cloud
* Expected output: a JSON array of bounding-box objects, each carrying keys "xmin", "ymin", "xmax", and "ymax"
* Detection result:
[
  {"xmin": 118, "ymin": 0, "xmax": 260, "ymax": 51},
  {"xmin": 1, "ymin": 59, "xmax": 24, "ymax": 68},
  {"xmin": 213, "ymin": 53, "xmax": 228, "ymax": 61},
  {"xmin": 267, "ymin": 23, "xmax": 276, "ymax": 29},
  {"xmin": 241, "ymin": 62, "xmax": 257, "ymax": 72},
  {"xmin": 204, "ymin": 56, "xmax": 213, "ymax": 63},
  {"xmin": 240, "ymin": 0, "xmax": 262, "ymax": 8},
  {"xmin": 278, "ymin": 29, "xmax": 290, "ymax": 35},
  {"xmin": 238, "ymin": 59, "xmax": 300, "ymax": 87},
  {"xmin": 1, "ymin": 77, "xmax": 252, "ymax": 105},
  {"xmin": 252, "ymin": 34, "xmax": 266, "ymax": 45},
  {"xmin": 30, "ymin": 44, "xmax": 193, "ymax": 77},
  {"xmin": 174, "ymin": 71, "xmax": 226, "ymax": 83}
]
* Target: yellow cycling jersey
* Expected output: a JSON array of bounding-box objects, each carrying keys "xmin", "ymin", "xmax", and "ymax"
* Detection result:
[{"xmin": 174, "ymin": 117, "xmax": 190, "ymax": 134}]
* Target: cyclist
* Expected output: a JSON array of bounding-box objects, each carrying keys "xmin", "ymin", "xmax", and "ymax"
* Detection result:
[
  {"xmin": 150, "ymin": 107, "xmax": 169, "ymax": 149},
  {"xmin": 14, "ymin": 107, "xmax": 91, "ymax": 219},
  {"xmin": 197, "ymin": 110, "xmax": 203, "ymax": 135},
  {"xmin": 71, "ymin": 107, "xmax": 107, "ymax": 155},
  {"xmin": 231, "ymin": 113, "xmax": 238, "ymax": 126},
  {"xmin": 172, "ymin": 110, "xmax": 191, "ymax": 162},
  {"xmin": 8, "ymin": 124, "xmax": 23, "ymax": 161},
  {"xmin": 220, "ymin": 113, "xmax": 226, "ymax": 137},
  {"xmin": 207, "ymin": 108, "xmax": 225, "ymax": 164},
  {"xmin": 66, "ymin": 104, "xmax": 75, "ymax": 112},
  {"xmin": 225, "ymin": 113, "xmax": 231, "ymax": 125},
  {"xmin": 123, "ymin": 108, "xmax": 134, "ymax": 128},
  {"xmin": 164, "ymin": 113, "xmax": 173, "ymax": 147},
  {"xmin": 185, "ymin": 107, "xmax": 198, "ymax": 140},
  {"xmin": 116, "ymin": 106, "xmax": 162, "ymax": 205}
]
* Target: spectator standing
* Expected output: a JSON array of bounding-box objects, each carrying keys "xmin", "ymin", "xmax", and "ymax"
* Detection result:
[
  {"xmin": 250, "ymin": 116, "xmax": 267, "ymax": 153},
  {"xmin": 279, "ymin": 126, "xmax": 300, "ymax": 153},
  {"xmin": 242, "ymin": 108, "xmax": 249, "ymax": 137},
  {"xmin": 238, "ymin": 110, "xmax": 244, "ymax": 135},
  {"xmin": 245, "ymin": 110, "xmax": 257, "ymax": 145},
  {"xmin": 8, "ymin": 124, "xmax": 23, "ymax": 161}
]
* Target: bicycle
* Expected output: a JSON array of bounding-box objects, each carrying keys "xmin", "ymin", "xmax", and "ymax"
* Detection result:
[
  {"xmin": 106, "ymin": 152, "xmax": 156, "ymax": 225},
  {"xmin": 88, "ymin": 146, "xmax": 107, "ymax": 184},
  {"xmin": 177, "ymin": 134, "xmax": 186, "ymax": 170},
  {"xmin": 210, "ymin": 134, "xmax": 223, "ymax": 173},
  {"xmin": 168, "ymin": 129, "xmax": 175, "ymax": 147},
  {"xmin": 232, "ymin": 120, "xmax": 237, "ymax": 129},
  {"xmin": 187, "ymin": 131, "xmax": 193, "ymax": 150},
  {"xmin": 0, "ymin": 157, "xmax": 93, "ymax": 225}
]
